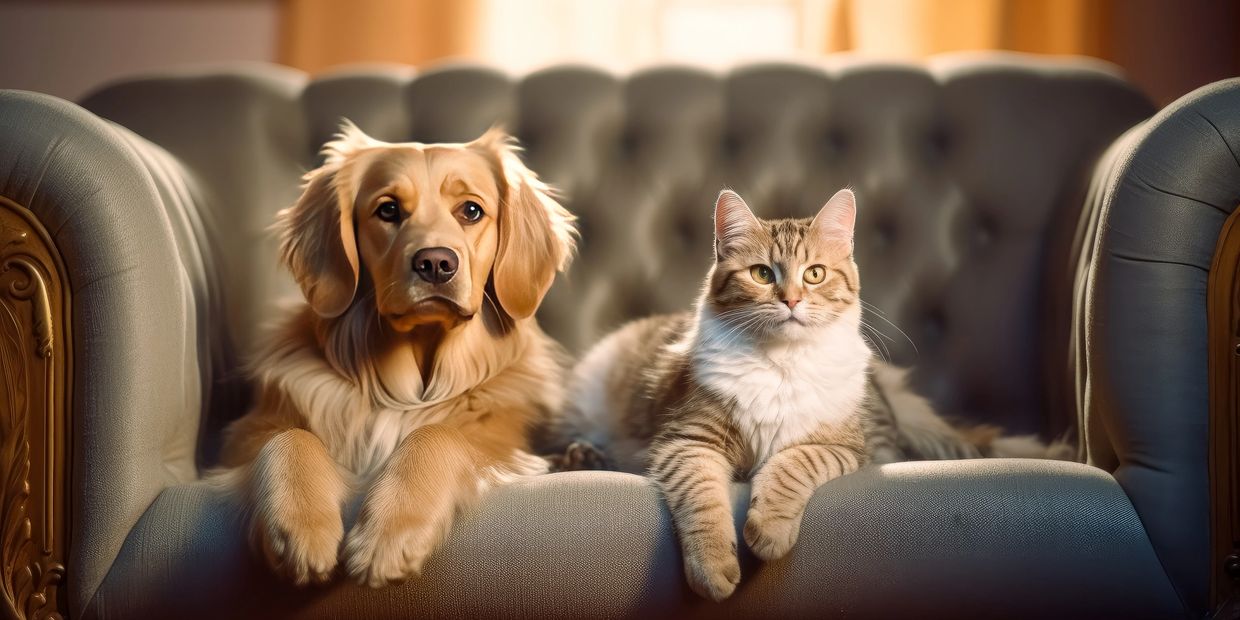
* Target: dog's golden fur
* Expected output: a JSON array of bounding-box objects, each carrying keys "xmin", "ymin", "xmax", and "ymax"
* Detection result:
[{"xmin": 216, "ymin": 123, "xmax": 575, "ymax": 587}]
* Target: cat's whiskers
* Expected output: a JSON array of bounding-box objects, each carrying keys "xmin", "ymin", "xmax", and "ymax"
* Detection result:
[
  {"xmin": 859, "ymin": 300, "xmax": 919, "ymax": 355},
  {"xmin": 708, "ymin": 311, "xmax": 770, "ymax": 351},
  {"xmin": 859, "ymin": 322, "xmax": 892, "ymax": 363},
  {"xmin": 858, "ymin": 317, "xmax": 895, "ymax": 357},
  {"xmin": 719, "ymin": 309, "xmax": 783, "ymax": 349},
  {"xmin": 859, "ymin": 318, "xmax": 896, "ymax": 343},
  {"xmin": 710, "ymin": 307, "xmax": 760, "ymax": 324}
]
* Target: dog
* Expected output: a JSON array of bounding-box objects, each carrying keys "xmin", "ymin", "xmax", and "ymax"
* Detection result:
[{"xmin": 216, "ymin": 122, "xmax": 576, "ymax": 588}]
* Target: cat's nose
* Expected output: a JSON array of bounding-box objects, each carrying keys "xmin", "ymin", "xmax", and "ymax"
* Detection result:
[{"xmin": 782, "ymin": 298, "xmax": 800, "ymax": 310}]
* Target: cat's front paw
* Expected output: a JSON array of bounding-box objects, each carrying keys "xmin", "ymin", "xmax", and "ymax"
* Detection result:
[
  {"xmin": 342, "ymin": 503, "xmax": 439, "ymax": 588},
  {"xmin": 251, "ymin": 502, "xmax": 343, "ymax": 587},
  {"xmin": 743, "ymin": 508, "xmax": 802, "ymax": 562},
  {"xmin": 683, "ymin": 543, "xmax": 741, "ymax": 602},
  {"xmin": 547, "ymin": 440, "xmax": 610, "ymax": 472}
]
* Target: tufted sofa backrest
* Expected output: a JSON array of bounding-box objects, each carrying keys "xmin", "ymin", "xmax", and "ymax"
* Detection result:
[{"xmin": 80, "ymin": 54, "xmax": 1153, "ymax": 454}]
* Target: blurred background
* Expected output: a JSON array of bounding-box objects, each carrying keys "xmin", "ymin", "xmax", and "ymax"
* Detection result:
[{"xmin": 1, "ymin": 0, "xmax": 1237, "ymax": 108}]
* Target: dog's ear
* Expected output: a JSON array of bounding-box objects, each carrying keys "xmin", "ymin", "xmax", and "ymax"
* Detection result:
[
  {"xmin": 276, "ymin": 121, "xmax": 375, "ymax": 318},
  {"xmin": 276, "ymin": 163, "xmax": 359, "ymax": 318},
  {"xmin": 473, "ymin": 127, "xmax": 576, "ymax": 320}
]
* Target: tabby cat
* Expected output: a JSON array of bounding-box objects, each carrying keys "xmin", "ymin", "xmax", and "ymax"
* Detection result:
[{"xmin": 549, "ymin": 189, "xmax": 1069, "ymax": 601}]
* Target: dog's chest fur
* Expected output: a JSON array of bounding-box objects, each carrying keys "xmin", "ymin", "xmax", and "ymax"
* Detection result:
[
  {"xmin": 693, "ymin": 316, "xmax": 871, "ymax": 469},
  {"xmin": 264, "ymin": 314, "xmax": 562, "ymax": 481},
  {"xmin": 357, "ymin": 359, "xmax": 555, "ymax": 479}
]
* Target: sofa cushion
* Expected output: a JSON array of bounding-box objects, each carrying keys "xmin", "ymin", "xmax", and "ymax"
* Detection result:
[{"xmin": 85, "ymin": 460, "xmax": 1179, "ymax": 619}]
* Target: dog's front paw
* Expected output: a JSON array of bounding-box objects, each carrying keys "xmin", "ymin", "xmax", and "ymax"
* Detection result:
[
  {"xmin": 342, "ymin": 504, "xmax": 439, "ymax": 588},
  {"xmin": 683, "ymin": 542, "xmax": 741, "ymax": 602},
  {"xmin": 743, "ymin": 507, "xmax": 801, "ymax": 562},
  {"xmin": 251, "ymin": 504, "xmax": 343, "ymax": 587}
]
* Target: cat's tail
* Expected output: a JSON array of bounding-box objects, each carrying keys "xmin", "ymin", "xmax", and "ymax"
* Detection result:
[
  {"xmin": 869, "ymin": 364, "xmax": 1076, "ymax": 462},
  {"xmin": 957, "ymin": 424, "xmax": 1077, "ymax": 460}
]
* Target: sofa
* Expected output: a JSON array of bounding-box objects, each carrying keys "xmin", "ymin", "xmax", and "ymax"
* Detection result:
[{"xmin": 0, "ymin": 52, "xmax": 1235, "ymax": 618}]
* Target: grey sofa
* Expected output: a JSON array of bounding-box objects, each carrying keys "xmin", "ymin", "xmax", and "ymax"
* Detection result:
[{"xmin": 0, "ymin": 52, "xmax": 1235, "ymax": 619}]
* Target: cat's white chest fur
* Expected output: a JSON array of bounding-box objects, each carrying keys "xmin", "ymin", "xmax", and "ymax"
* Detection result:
[{"xmin": 693, "ymin": 312, "xmax": 871, "ymax": 470}]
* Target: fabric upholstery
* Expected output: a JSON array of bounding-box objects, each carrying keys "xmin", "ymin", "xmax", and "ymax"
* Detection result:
[
  {"xmin": 1074, "ymin": 77, "xmax": 1240, "ymax": 614},
  {"xmin": 87, "ymin": 462, "xmax": 1180, "ymax": 619},
  {"xmin": 0, "ymin": 91, "xmax": 217, "ymax": 616},
  {"xmin": 79, "ymin": 54, "xmax": 1154, "ymax": 441}
]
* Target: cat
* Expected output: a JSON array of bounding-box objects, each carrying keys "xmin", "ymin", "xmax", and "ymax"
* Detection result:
[{"xmin": 545, "ymin": 188, "xmax": 1071, "ymax": 601}]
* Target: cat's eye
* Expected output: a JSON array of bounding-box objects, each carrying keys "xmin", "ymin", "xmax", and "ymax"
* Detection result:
[
  {"xmin": 459, "ymin": 200, "xmax": 485, "ymax": 224},
  {"xmin": 375, "ymin": 198, "xmax": 401, "ymax": 223},
  {"xmin": 749, "ymin": 264, "xmax": 775, "ymax": 284},
  {"xmin": 803, "ymin": 264, "xmax": 827, "ymax": 284}
]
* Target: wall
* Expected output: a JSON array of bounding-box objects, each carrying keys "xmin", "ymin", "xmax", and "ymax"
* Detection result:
[{"xmin": 0, "ymin": 0, "xmax": 279, "ymax": 101}]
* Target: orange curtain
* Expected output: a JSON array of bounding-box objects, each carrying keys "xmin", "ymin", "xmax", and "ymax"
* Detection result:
[
  {"xmin": 277, "ymin": 0, "xmax": 1132, "ymax": 72},
  {"xmin": 845, "ymin": 0, "xmax": 1111, "ymax": 58},
  {"xmin": 842, "ymin": 0, "xmax": 1238, "ymax": 105},
  {"xmin": 281, "ymin": 0, "xmax": 480, "ymax": 74},
  {"xmin": 1003, "ymin": 0, "xmax": 1112, "ymax": 57},
  {"xmin": 277, "ymin": 0, "xmax": 1238, "ymax": 105}
]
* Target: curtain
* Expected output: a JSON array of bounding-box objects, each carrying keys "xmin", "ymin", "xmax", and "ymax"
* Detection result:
[
  {"xmin": 843, "ymin": 0, "xmax": 1237, "ymax": 104},
  {"xmin": 281, "ymin": 0, "xmax": 480, "ymax": 74},
  {"xmin": 846, "ymin": 0, "xmax": 1110, "ymax": 58},
  {"xmin": 277, "ymin": 0, "xmax": 1238, "ymax": 105}
]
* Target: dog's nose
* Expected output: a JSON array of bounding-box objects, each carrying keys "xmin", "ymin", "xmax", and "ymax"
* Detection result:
[{"xmin": 412, "ymin": 247, "xmax": 458, "ymax": 284}]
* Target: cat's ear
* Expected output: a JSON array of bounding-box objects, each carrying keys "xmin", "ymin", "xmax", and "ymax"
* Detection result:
[
  {"xmin": 714, "ymin": 190, "xmax": 760, "ymax": 258},
  {"xmin": 811, "ymin": 189, "xmax": 857, "ymax": 245}
]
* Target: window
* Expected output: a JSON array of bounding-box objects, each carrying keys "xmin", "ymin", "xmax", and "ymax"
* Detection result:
[{"xmin": 477, "ymin": 0, "xmax": 839, "ymax": 72}]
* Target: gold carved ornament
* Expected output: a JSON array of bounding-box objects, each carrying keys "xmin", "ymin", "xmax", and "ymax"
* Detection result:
[{"xmin": 0, "ymin": 197, "xmax": 70, "ymax": 620}]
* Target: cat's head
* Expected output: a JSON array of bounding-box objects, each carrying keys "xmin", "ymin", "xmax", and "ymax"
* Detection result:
[{"xmin": 704, "ymin": 188, "xmax": 859, "ymax": 338}]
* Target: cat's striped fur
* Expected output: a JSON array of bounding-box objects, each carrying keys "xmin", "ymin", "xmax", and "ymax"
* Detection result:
[{"xmin": 549, "ymin": 189, "xmax": 1069, "ymax": 601}]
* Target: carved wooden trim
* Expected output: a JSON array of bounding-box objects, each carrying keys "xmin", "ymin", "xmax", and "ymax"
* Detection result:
[
  {"xmin": 0, "ymin": 197, "xmax": 70, "ymax": 619},
  {"xmin": 1209, "ymin": 205, "xmax": 1240, "ymax": 610}
]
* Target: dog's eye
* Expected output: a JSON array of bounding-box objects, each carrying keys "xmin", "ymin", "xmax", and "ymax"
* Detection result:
[
  {"xmin": 375, "ymin": 199, "xmax": 401, "ymax": 223},
  {"xmin": 460, "ymin": 201, "xmax": 485, "ymax": 224}
]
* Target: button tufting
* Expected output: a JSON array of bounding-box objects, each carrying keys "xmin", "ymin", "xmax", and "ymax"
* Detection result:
[
  {"xmin": 974, "ymin": 215, "xmax": 995, "ymax": 248},
  {"xmin": 675, "ymin": 214, "xmax": 698, "ymax": 244},
  {"xmin": 824, "ymin": 127, "xmax": 850, "ymax": 159},
  {"xmin": 721, "ymin": 132, "xmax": 743, "ymax": 159},
  {"xmin": 926, "ymin": 126, "xmax": 953, "ymax": 161},
  {"xmin": 618, "ymin": 129, "xmax": 640, "ymax": 157},
  {"xmin": 872, "ymin": 217, "xmax": 897, "ymax": 248},
  {"xmin": 922, "ymin": 308, "xmax": 947, "ymax": 342}
]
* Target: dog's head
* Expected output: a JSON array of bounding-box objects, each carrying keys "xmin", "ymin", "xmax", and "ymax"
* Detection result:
[{"xmin": 277, "ymin": 122, "xmax": 575, "ymax": 332}]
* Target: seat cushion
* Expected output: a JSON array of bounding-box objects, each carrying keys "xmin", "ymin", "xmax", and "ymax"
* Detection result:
[{"xmin": 85, "ymin": 460, "xmax": 1180, "ymax": 619}]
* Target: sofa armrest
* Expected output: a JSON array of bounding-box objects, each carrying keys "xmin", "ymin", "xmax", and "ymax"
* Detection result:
[
  {"xmin": 1074, "ymin": 77, "xmax": 1240, "ymax": 615},
  {"xmin": 0, "ymin": 90, "xmax": 211, "ymax": 617}
]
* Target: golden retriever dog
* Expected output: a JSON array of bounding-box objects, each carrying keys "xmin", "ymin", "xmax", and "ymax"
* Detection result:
[{"xmin": 216, "ymin": 122, "xmax": 575, "ymax": 588}]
